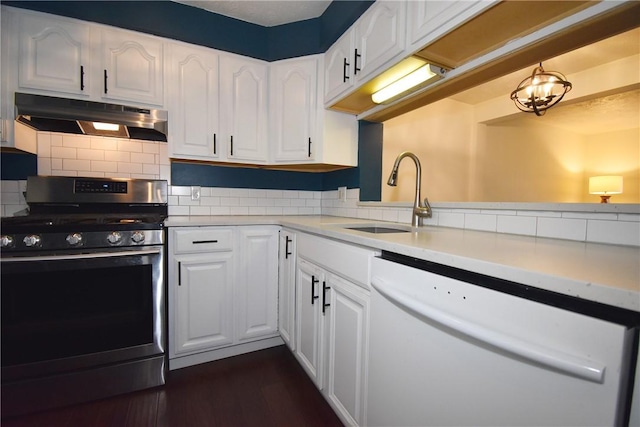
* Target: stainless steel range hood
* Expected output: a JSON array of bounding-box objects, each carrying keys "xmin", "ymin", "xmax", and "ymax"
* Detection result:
[{"xmin": 15, "ymin": 93, "xmax": 168, "ymax": 142}]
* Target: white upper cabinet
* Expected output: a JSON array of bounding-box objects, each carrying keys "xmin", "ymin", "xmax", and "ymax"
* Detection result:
[
  {"xmin": 270, "ymin": 55, "xmax": 358, "ymax": 167},
  {"xmin": 324, "ymin": 29, "xmax": 356, "ymax": 105},
  {"xmin": 270, "ymin": 56, "xmax": 318, "ymax": 163},
  {"xmin": 99, "ymin": 28, "xmax": 164, "ymax": 106},
  {"xmin": 406, "ymin": 0, "xmax": 498, "ymax": 54},
  {"xmin": 219, "ymin": 53, "xmax": 269, "ymax": 163},
  {"xmin": 168, "ymin": 42, "xmax": 220, "ymax": 161},
  {"xmin": 353, "ymin": 0, "xmax": 406, "ymax": 82},
  {"xmin": 324, "ymin": 0, "xmax": 406, "ymax": 105},
  {"xmin": 7, "ymin": 8, "xmax": 165, "ymax": 107},
  {"xmin": 17, "ymin": 11, "xmax": 91, "ymax": 97}
]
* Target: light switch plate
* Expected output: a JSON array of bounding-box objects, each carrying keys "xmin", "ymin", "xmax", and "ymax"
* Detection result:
[{"xmin": 338, "ymin": 186, "xmax": 347, "ymax": 202}]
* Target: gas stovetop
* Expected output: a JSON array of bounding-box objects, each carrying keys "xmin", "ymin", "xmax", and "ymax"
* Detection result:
[{"xmin": 1, "ymin": 176, "xmax": 168, "ymax": 254}]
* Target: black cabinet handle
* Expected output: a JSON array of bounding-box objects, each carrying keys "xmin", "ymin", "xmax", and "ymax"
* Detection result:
[
  {"xmin": 80, "ymin": 65, "xmax": 85, "ymax": 91},
  {"xmin": 308, "ymin": 138, "xmax": 312, "ymax": 158},
  {"xmin": 354, "ymin": 49, "xmax": 361, "ymax": 75},
  {"xmin": 322, "ymin": 281, "xmax": 331, "ymax": 314},
  {"xmin": 178, "ymin": 261, "xmax": 182, "ymax": 286},
  {"xmin": 230, "ymin": 135, "xmax": 234, "ymax": 156},
  {"xmin": 311, "ymin": 275, "xmax": 319, "ymax": 305},
  {"xmin": 285, "ymin": 236, "xmax": 292, "ymax": 259},
  {"xmin": 103, "ymin": 69, "xmax": 108, "ymax": 94},
  {"xmin": 213, "ymin": 133, "xmax": 217, "ymax": 155},
  {"xmin": 342, "ymin": 57, "xmax": 350, "ymax": 83},
  {"xmin": 192, "ymin": 240, "xmax": 218, "ymax": 244}
]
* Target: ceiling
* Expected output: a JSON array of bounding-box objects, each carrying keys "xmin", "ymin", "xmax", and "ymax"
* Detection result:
[
  {"xmin": 173, "ymin": 0, "xmax": 332, "ymax": 27},
  {"xmin": 450, "ymin": 28, "xmax": 640, "ymax": 134}
]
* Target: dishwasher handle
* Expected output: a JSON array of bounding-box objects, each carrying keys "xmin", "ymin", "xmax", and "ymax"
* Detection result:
[{"xmin": 371, "ymin": 276, "xmax": 606, "ymax": 384}]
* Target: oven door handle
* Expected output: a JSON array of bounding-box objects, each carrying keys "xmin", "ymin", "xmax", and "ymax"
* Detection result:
[{"xmin": 1, "ymin": 248, "xmax": 162, "ymax": 262}]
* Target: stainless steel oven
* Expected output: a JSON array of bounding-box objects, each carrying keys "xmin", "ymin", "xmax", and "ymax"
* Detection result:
[{"xmin": 1, "ymin": 176, "xmax": 168, "ymax": 418}]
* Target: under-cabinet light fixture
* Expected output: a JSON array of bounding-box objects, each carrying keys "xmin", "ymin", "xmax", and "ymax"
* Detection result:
[
  {"xmin": 77, "ymin": 120, "xmax": 129, "ymax": 138},
  {"xmin": 589, "ymin": 175, "xmax": 623, "ymax": 203},
  {"xmin": 92, "ymin": 122, "xmax": 120, "ymax": 131},
  {"xmin": 372, "ymin": 64, "xmax": 445, "ymax": 104},
  {"xmin": 510, "ymin": 63, "xmax": 572, "ymax": 116}
]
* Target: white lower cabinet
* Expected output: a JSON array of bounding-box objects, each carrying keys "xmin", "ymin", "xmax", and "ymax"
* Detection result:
[
  {"xmin": 235, "ymin": 226, "xmax": 279, "ymax": 342},
  {"xmin": 325, "ymin": 273, "xmax": 369, "ymax": 427},
  {"xmin": 278, "ymin": 229, "xmax": 297, "ymax": 350},
  {"xmin": 294, "ymin": 232, "xmax": 378, "ymax": 426},
  {"xmin": 295, "ymin": 258, "xmax": 327, "ymax": 387},
  {"xmin": 168, "ymin": 226, "xmax": 281, "ymax": 369},
  {"xmin": 172, "ymin": 251, "xmax": 235, "ymax": 355}
]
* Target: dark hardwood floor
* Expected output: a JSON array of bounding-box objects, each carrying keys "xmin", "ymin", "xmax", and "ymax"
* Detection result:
[{"xmin": 1, "ymin": 345, "xmax": 344, "ymax": 427}]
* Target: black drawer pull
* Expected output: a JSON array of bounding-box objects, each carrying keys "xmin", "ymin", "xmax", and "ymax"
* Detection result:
[
  {"xmin": 311, "ymin": 275, "xmax": 319, "ymax": 305},
  {"xmin": 285, "ymin": 236, "xmax": 292, "ymax": 259},
  {"xmin": 322, "ymin": 282, "xmax": 331, "ymax": 314},
  {"xmin": 354, "ymin": 49, "xmax": 361, "ymax": 75},
  {"xmin": 80, "ymin": 65, "xmax": 85, "ymax": 91},
  {"xmin": 192, "ymin": 240, "xmax": 219, "ymax": 244},
  {"xmin": 343, "ymin": 57, "xmax": 350, "ymax": 82},
  {"xmin": 104, "ymin": 69, "xmax": 108, "ymax": 94},
  {"xmin": 178, "ymin": 261, "xmax": 182, "ymax": 286}
]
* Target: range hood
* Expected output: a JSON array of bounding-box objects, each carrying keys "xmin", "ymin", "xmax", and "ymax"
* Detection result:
[{"xmin": 15, "ymin": 93, "xmax": 168, "ymax": 142}]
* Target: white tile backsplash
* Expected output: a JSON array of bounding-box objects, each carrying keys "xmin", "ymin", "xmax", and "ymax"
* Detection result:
[{"xmin": 537, "ymin": 217, "xmax": 587, "ymax": 241}]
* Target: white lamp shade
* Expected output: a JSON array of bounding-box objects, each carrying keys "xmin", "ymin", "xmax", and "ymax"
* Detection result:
[{"xmin": 589, "ymin": 176, "xmax": 623, "ymax": 195}]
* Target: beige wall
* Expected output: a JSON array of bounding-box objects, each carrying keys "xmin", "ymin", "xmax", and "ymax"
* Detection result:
[
  {"xmin": 382, "ymin": 100, "xmax": 639, "ymax": 203},
  {"xmin": 471, "ymin": 120, "xmax": 586, "ymax": 203},
  {"xmin": 583, "ymin": 128, "xmax": 640, "ymax": 203},
  {"xmin": 382, "ymin": 99, "xmax": 474, "ymax": 203}
]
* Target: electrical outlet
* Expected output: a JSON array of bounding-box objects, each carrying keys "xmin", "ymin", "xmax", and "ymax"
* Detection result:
[
  {"xmin": 190, "ymin": 186, "xmax": 201, "ymax": 201},
  {"xmin": 338, "ymin": 186, "xmax": 347, "ymax": 202}
]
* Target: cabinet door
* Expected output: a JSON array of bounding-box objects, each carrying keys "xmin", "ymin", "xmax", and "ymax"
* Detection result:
[
  {"xmin": 18, "ymin": 12, "xmax": 91, "ymax": 96},
  {"xmin": 172, "ymin": 253, "xmax": 234, "ymax": 357},
  {"xmin": 168, "ymin": 43, "xmax": 219, "ymax": 160},
  {"xmin": 324, "ymin": 29, "xmax": 355, "ymax": 105},
  {"xmin": 325, "ymin": 274, "xmax": 369, "ymax": 427},
  {"xmin": 270, "ymin": 57, "xmax": 317, "ymax": 162},
  {"xmin": 100, "ymin": 28, "xmax": 164, "ymax": 106},
  {"xmin": 406, "ymin": 1, "xmax": 496, "ymax": 54},
  {"xmin": 236, "ymin": 226, "xmax": 279, "ymax": 342},
  {"xmin": 295, "ymin": 258, "xmax": 325, "ymax": 389},
  {"xmin": 219, "ymin": 54, "xmax": 268, "ymax": 162},
  {"xmin": 278, "ymin": 230, "xmax": 297, "ymax": 350},
  {"xmin": 353, "ymin": 0, "xmax": 406, "ymax": 83}
]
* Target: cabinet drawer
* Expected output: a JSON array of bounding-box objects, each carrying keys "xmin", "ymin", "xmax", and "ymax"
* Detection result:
[
  {"xmin": 297, "ymin": 232, "xmax": 379, "ymax": 289},
  {"xmin": 172, "ymin": 228, "xmax": 234, "ymax": 253}
]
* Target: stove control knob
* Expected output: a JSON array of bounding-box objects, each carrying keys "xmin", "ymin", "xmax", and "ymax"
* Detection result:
[
  {"xmin": 107, "ymin": 232, "xmax": 123, "ymax": 245},
  {"xmin": 23, "ymin": 234, "xmax": 42, "ymax": 248},
  {"xmin": 131, "ymin": 231, "xmax": 145, "ymax": 244},
  {"xmin": 66, "ymin": 233, "xmax": 83, "ymax": 246},
  {"xmin": 1, "ymin": 235, "xmax": 14, "ymax": 248}
]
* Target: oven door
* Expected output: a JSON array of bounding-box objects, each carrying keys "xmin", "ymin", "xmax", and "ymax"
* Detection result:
[{"xmin": 1, "ymin": 246, "xmax": 165, "ymax": 382}]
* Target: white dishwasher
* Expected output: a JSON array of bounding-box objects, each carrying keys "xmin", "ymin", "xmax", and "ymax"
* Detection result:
[{"xmin": 368, "ymin": 254, "xmax": 639, "ymax": 427}]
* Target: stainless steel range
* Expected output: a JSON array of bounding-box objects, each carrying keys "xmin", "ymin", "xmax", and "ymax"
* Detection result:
[{"xmin": 0, "ymin": 176, "xmax": 168, "ymax": 418}]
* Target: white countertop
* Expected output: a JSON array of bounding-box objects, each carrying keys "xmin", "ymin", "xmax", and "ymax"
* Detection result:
[{"xmin": 165, "ymin": 215, "xmax": 640, "ymax": 313}]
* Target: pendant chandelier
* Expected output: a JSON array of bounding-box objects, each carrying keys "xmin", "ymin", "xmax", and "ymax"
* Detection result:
[{"xmin": 510, "ymin": 63, "xmax": 572, "ymax": 116}]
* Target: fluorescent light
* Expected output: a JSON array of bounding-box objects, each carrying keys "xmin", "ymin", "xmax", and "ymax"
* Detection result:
[
  {"xmin": 93, "ymin": 122, "xmax": 120, "ymax": 131},
  {"xmin": 372, "ymin": 64, "xmax": 445, "ymax": 104}
]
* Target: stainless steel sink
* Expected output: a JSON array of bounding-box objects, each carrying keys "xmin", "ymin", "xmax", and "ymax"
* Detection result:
[{"xmin": 345, "ymin": 226, "xmax": 411, "ymax": 234}]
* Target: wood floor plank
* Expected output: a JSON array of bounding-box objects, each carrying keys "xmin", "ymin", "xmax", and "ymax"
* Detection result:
[{"xmin": 1, "ymin": 346, "xmax": 344, "ymax": 427}]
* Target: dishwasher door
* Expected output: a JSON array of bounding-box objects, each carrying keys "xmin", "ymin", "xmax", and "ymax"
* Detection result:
[{"xmin": 368, "ymin": 256, "xmax": 636, "ymax": 427}]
